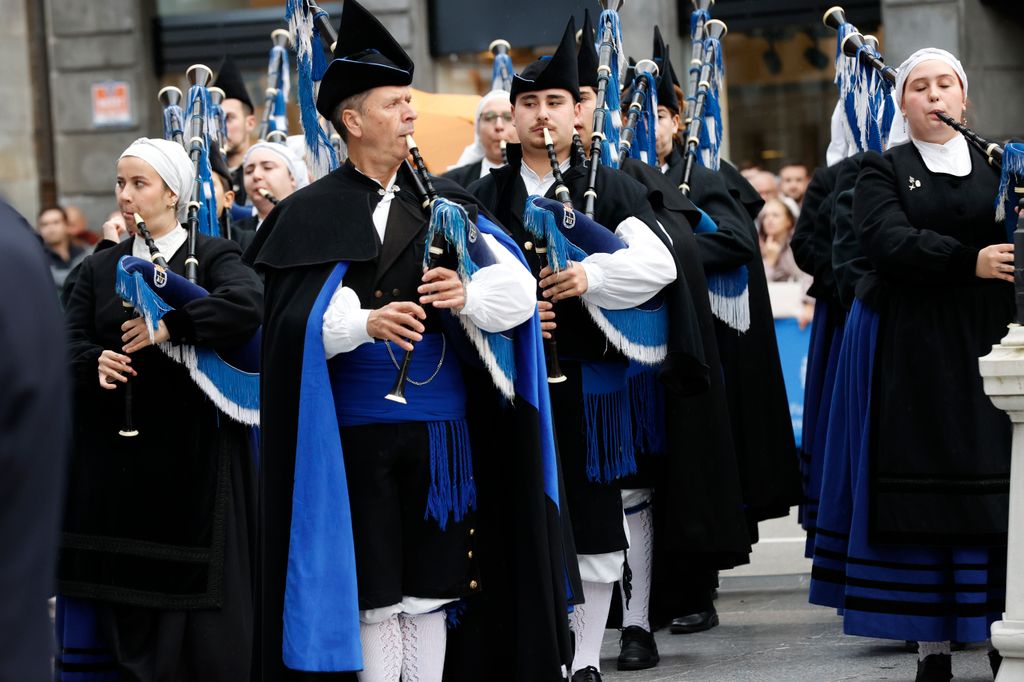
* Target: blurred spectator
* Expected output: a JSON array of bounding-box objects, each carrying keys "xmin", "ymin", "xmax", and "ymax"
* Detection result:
[
  {"xmin": 779, "ymin": 162, "xmax": 811, "ymax": 205},
  {"xmin": 750, "ymin": 170, "xmax": 780, "ymax": 203},
  {"xmin": 37, "ymin": 206, "xmax": 88, "ymax": 293},
  {"xmin": 739, "ymin": 165, "xmax": 762, "ymax": 182},
  {"xmin": 64, "ymin": 205, "xmax": 100, "ymax": 247},
  {"xmin": 758, "ymin": 196, "xmax": 813, "ymax": 327}
]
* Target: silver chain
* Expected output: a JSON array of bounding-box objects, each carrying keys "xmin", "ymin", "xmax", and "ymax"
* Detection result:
[{"xmin": 384, "ymin": 335, "xmax": 447, "ymax": 386}]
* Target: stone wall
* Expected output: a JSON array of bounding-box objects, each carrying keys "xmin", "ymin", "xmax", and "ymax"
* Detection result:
[
  {"xmin": 883, "ymin": 0, "xmax": 1024, "ymax": 141},
  {"xmin": 45, "ymin": 0, "xmax": 161, "ymax": 233},
  {"xmin": 0, "ymin": 0, "xmax": 40, "ymax": 221}
]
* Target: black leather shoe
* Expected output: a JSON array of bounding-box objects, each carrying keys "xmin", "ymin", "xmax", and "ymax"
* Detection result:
[
  {"xmin": 617, "ymin": 625, "xmax": 660, "ymax": 671},
  {"xmin": 669, "ymin": 605, "xmax": 719, "ymax": 634},
  {"xmin": 989, "ymin": 649, "xmax": 1002, "ymax": 678},
  {"xmin": 915, "ymin": 653, "xmax": 952, "ymax": 682},
  {"xmin": 571, "ymin": 666, "xmax": 602, "ymax": 682}
]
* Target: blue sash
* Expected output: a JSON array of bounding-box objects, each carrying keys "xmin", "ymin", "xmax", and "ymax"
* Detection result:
[{"xmin": 328, "ymin": 335, "xmax": 475, "ymax": 528}]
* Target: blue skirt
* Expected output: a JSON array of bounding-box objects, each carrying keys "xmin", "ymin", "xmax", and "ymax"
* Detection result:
[
  {"xmin": 54, "ymin": 596, "xmax": 122, "ymax": 681},
  {"xmin": 799, "ymin": 300, "xmax": 845, "ymax": 557},
  {"xmin": 807, "ymin": 299, "xmax": 1004, "ymax": 643}
]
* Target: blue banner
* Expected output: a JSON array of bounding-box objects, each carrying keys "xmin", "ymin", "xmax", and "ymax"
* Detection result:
[{"xmin": 774, "ymin": 318, "xmax": 812, "ymax": 450}]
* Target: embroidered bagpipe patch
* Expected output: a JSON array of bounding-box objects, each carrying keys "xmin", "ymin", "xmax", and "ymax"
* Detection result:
[
  {"xmin": 115, "ymin": 255, "xmax": 260, "ymax": 425},
  {"xmin": 421, "ymin": 198, "xmax": 517, "ymax": 399},
  {"xmin": 522, "ymin": 195, "xmax": 668, "ymax": 366}
]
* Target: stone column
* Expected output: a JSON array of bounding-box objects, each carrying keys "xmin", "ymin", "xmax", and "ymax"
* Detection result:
[
  {"xmin": 45, "ymin": 0, "xmax": 160, "ymax": 234},
  {"xmin": 979, "ymin": 326, "xmax": 1024, "ymax": 679},
  {"xmin": 0, "ymin": 0, "xmax": 41, "ymax": 220}
]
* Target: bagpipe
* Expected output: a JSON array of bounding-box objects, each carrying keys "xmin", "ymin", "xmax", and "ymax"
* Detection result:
[
  {"xmin": 683, "ymin": 0, "xmax": 714, "ymax": 130},
  {"xmin": 678, "ymin": 17, "xmax": 727, "ymax": 191},
  {"xmin": 126, "ymin": 63, "xmax": 264, "ymax": 427},
  {"xmin": 523, "ymin": 132, "xmax": 668, "ymax": 369},
  {"xmin": 256, "ymin": 29, "xmax": 293, "ymax": 142},
  {"xmin": 618, "ymin": 59, "xmax": 659, "ymax": 166},
  {"xmin": 387, "ymin": 135, "xmax": 519, "ymax": 402},
  {"xmin": 489, "ymin": 38, "xmax": 513, "ymax": 92},
  {"xmin": 584, "ymin": 0, "xmax": 627, "ymax": 218}
]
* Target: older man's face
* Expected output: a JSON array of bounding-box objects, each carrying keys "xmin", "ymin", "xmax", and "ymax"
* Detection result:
[{"xmin": 349, "ymin": 85, "xmax": 418, "ymax": 166}]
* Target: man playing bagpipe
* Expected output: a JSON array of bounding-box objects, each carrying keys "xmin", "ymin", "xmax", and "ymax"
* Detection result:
[
  {"xmin": 213, "ymin": 55, "xmax": 257, "ymax": 205},
  {"xmin": 468, "ymin": 17, "xmax": 712, "ymax": 682},
  {"xmin": 245, "ymin": 1, "xmax": 575, "ymax": 680}
]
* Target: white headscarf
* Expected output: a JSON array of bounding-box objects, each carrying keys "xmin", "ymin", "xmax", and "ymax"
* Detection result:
[
  {"xmin": 243, "ymin": 142, "xmax": 311, "ymax": 190},
  {"xmin": 894, "ymin": 48, "xmax": 968, "ymax": 109},
  {"xmin": 448, "ymin": 89, "xmax": 512, "ymax": 170},
  {"xmin": 119, "ymin": 138, "xmax": 195, "ymax": 223}
]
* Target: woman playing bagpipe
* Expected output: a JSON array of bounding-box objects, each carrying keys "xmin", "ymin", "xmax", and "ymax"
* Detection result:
[
  {"xmin": 56, "ymin": 137, "xmax": 263, "ymax": 681},
  {"xmin": 813, "ymin": 48, "xmax": 1012, "ymax": 682},
  {"xmin": 243, "ymin": 2, "xmax": 575, "ymax": 680}
]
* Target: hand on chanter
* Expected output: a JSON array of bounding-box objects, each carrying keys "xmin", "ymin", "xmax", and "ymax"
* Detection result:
[
  {"xmin": 539, "ymin": 261, "xmax": 589, "ymax": 302},
  {"xmin": 976, "ymin": 243, "xmax": 1014, "ymax": 283},
  {"xmin": 122, "ymin": 317, "xmax": 169, "ymax": 353},
  {"xmin": 538, "ymin": 300, "xmax": 556, "ymax": 339},
  {"xmin": 367, "ymin": 301, "xmax": 426, "ymax": 352},
  {"xmin": 98, "ymin": 350, "xmax": 135, "ymax": 389},
  {"xmin": 418, "ymin": 267, "xmax": 465, "ymax": 312}
]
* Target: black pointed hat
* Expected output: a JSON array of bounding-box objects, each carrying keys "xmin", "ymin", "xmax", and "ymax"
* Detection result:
[
  {"xmin": 315, "ymin": 0, "xmax": 414, "ymax": 120},
  {"xmin": 208, "ymin": 140, "xmax": 232, "ymax": 184},
  {"xmin": 652, "ymin": 27, "xmax": 681, "ymax": 113},
  {"xmin": 577, "ymin": 9, "xmax": 599, "ymax": 89},
  {"xmin": 511, "ymin": 16, "xmax": 580, "ymax": 103},
  {"xmin": 214, "ymin": 55, "xmax": 254, "ymax": 113}
]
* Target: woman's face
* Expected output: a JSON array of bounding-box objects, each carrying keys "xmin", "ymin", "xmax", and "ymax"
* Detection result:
[
  {"xmin": 478, "ymin": 98, "xmax": 515, "ymax": 163},
  {"xmin": 655, "ymin": 105, "xmax": 680, "ymax": 164},
  {"xmin": 901, "ymin": 60, "xmax": 964, "ymax": 144},
  {"xmin": 115, "ymin": 156, "xmax": 177, "ymax": 231},
  {"xmin": 244, "ymin": 148, "xmax": 297, "ymax": 218},
  {"xmin": 760, "ymin": 200, "xmax": 793, "ymax": 239}
]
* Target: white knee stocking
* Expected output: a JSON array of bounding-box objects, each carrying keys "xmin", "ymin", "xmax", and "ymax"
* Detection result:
[
  {"xmin": 398, "ymin": 611, "xmax": 447, "ymax": 682},
  {"xmin": 569, "ymin": 580, "xmax": 614, "ymax": 673},
  {"xmin": 357, "ymin": 615, "xmax": 402, "ymax": 682},
  {"xmin": 621, "ymin": 503, "xmax": 653, "ymax": 631}
]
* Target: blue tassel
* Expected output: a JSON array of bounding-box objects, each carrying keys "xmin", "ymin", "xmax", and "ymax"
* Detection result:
[
  {"xmin": 627, "ymin": 363, "xmax": 665, "ymax": 455},
  {"xmin": 597, "ymin": 9, "xmax": 625, "ymax": 168},
  {"xmin": 287, "ymin": 0, "xmax": 339, "ymax": 179},
  {"xmin": 162, "ymin": 104, "xmax": 185, "ymax": 143},
  {"xmin": 521, "ymin": 198, "xmax": 587, "ymax": 272},
  {"xmin": 195, "ymin": 347, "xmax": 260, "ymax": 414},
  {"xmin": 996, "ymin": 143, "xmax": 1024, "ymax": 241},
  {"xmin": 625, "ymin": 71, "xmax": 658, "ymax": 167},
  {"xmin": 697, "ymin": 35, "xmax": 724, "ymax": 170},
  {"xmin": 425, "ymin": 420, "xmax": 477, "ymax": 530},
  {"xmin": 185, "ymin": 85, "xmax": 220, "ymax": 237},
  {"xmin": 692, "ymin": 208, "xmax": 750, "ymax": 330},
  {"xmin": 268, "ymin": 44, "xmax": 291, "ymax": 135},
  {"xmin": 492, "ymin": 52, "xmax": 514, "ymax": 92},
  {"xmin": 115, "ymin": 263, "xmax": 172, "ymax": 332},
  {"xmin": 581, "ymin": 363, "xmax": 636, "ymax": 483}
]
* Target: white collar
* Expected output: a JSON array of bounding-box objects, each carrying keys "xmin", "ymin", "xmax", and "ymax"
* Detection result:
[
  {"xmin": 133, "ymin": 224, "xmax": 188, "ymax": 262},
  {"xmin": 911, "ymin": 133, "xmax": 971, "ymax": 177},
  {"xmin": 520, "ymin": 157, "xmax": 571, "ymax": 183},
  {"xmin": 480, "ymin": 156, "xmax": 503, "ymax": 177},
  {"xmin": 353, "ymin": 165, "xmax": 400, "ymax": 194}
]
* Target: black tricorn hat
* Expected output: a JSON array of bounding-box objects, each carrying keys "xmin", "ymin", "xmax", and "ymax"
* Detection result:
[
  {"xmin": 577, "ymin": 9, "xmax": 599, "ymax": 90},
  {"xmin": 214, "ymin": 55, "xmax": 254, "ymax": 112},
  {"xmin": 511, "ymin": 16, "xmax": 581, "ymax": 103},
  {"xmin": 315, "ymin": 0, "xmax": 414, "ymax": 120},
  {"xmin": 208, "ymin": 140, "xmax": 232, "ymax": 184},
  {"xmin": 652, "ymin": 26, "xmax": 681, "ymax": 113}
]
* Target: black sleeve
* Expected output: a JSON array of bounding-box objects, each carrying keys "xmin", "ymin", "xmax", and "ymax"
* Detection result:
[
  {"xmin": 63, "ymin": 254, "xmax": 105, "ymax": 383},
  {"xmin": 791, "ymin": 166, "xmax": 832, "ymax": 275},
  {"xmin": 162, "ymin": 239, "xmax": 264, "ymax": 349},
  {"xmin": 0, "ymin": 210, "xmax": 69, "ymax": 682},
  {"xmin": 689, "ymin": 166, "xmax": 758, "ymax": 273},
  {"xmin": 855, "ymin": 152, "xmax": 979, "ymax": 283}
]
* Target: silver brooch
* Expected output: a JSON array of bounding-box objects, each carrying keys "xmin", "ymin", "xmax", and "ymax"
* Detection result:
[
  {"xmin": 908, "ymin": 176, "xmax": 922, "ymax": 191},
  {"xmin": 468, "ymin": 224, "xmax": 477, "ymax": 243}
]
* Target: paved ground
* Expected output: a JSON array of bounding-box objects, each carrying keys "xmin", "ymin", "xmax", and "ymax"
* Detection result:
[{"xmin": 595, "ymin": 510, "xmax": 996, "ymax": 681}]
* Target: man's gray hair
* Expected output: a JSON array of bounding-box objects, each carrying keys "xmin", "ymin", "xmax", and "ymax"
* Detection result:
[{"xmin": 331, "ymin": 90, "xmax": 371, "ymax": 144}]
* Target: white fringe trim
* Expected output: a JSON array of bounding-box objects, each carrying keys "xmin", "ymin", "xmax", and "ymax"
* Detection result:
[
  {"xmin": 456, "ymin": 317, "xmax": 516, "ymax": 401},
  {"xmin": 582, "ymin": 302, "xmax": 667, "ymax": 367},
  {"xmin": 159, "ymin": 342, "xmax": 261, "ymax": 426},
  {"xmin": 709, "ymin": 287, "xmax": 750, "ymax": 333}
]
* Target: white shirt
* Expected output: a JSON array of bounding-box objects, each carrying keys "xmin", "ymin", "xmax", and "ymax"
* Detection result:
[
  {"xmin": 479, "ymin": 157, "xmax": 503, "ymax": 180},
  {"xmin": 322, "ymin": 170, "xmax": 537, "ymax": 358},
  {"xmin": 133, "ymin": 224, "xmax": 188, "ymax": 262},
  {"xmin": 519, "ymin": 158, "xmax": 677, "ymax": 311},
  {"xmin": 912, "ymin": 133, "xmax": 971, "ymax": 177}
]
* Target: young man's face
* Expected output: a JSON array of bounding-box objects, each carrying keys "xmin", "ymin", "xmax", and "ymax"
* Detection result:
[{"xmin": 513, "ymin": 88, "xmax": 581, "ymax": 155}]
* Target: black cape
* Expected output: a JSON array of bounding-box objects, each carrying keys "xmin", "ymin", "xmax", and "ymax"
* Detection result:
[
  {"xmin": 245, "ymin": 161, "xmax": 574, "ymax": 681},
  {"xmin": 666, "ymin": 148, "xmax": 802, "ymax": 523},
  {"xmin": 441, "ymin": 160, "xmax": 483, "ymax": 189}
]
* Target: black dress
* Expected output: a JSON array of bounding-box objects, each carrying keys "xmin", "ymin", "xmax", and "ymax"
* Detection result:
[
  {"xmin": 855, "ymin": 142, "xmax": 1013, "ymax": 546},
  {"xmin": 60, "ymin": 234, "xmax": 262, "ymax": 681}
]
